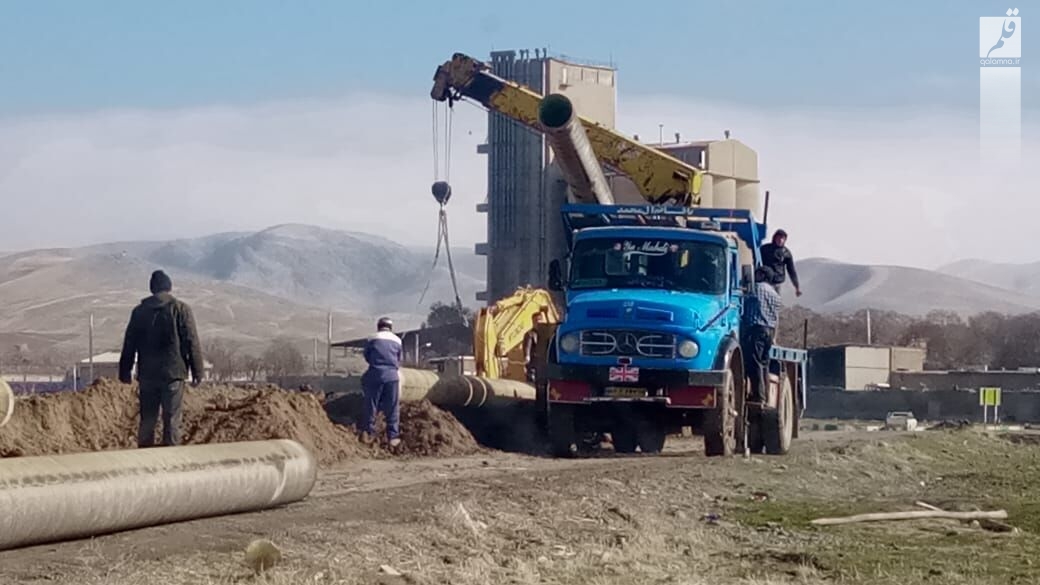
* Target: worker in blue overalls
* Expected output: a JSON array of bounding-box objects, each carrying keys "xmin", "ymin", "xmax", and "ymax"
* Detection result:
[{"xmin": 359, "ymin": 317, "xmax": 403, "ymax": 448}]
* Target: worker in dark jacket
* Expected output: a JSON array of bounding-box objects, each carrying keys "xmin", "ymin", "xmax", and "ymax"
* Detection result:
[
  {"xmin": 759, "ymin": 229, "xmax": 802, "ymax": 296},
  {"xmin": 119, "ymin": 270, "xmax": 204, "ymax": 448},
  {"xmin": 742, "ymin": 266, "xmax": 783, "ymax": 405},
  {"xmin": 360, "ymin": 317, "xmax": 403, "ymax": 448},
  {"xmin": 523, "ymin": 312, "xmax": 547, "ymax": 383}
]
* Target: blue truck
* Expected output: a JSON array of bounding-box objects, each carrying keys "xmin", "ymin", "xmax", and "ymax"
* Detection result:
[
  {"xmin": 431, "ymin": 52, "xmax": 808, "ymax": 457},
  {"xmin": 541, "ymin": 204, "xmax": 807, "ymax": 457}
]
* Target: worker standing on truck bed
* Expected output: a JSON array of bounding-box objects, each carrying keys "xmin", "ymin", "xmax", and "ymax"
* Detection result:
[
  {"xmin": 359, "ymin": 317, "xmax": 403, "ymax": 448},
  {"xmin": 118, "ymin": 270, "xmax": 204, "ymax": 448},
  {"xmin": 742, "ymin": 266, "xmax": 783, "ymax": 405},
  {"xmin": 760, "ymin": 229, "xmax": 802, "ymax": 296}
]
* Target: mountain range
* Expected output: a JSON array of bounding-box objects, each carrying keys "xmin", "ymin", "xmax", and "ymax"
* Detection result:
[
  {"xmin": 1, "ymin": 224, "xmax": 1037, "ymax": 360},
  {"xmin": 0, "ymin": 224, "xmax": 483, "ymax": 359},
  {"xmin": 782, "ymin": 258, "xmax": 1040, "ymax": 316}
]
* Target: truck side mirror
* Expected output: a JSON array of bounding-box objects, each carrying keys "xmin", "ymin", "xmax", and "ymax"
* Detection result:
[{"xmin": 548, "ymin": 259, "xmax": 563, "ymax": 291}]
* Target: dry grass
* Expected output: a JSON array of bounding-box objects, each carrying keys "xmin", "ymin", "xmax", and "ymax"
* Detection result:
[{"xmin": 7, "ymin": 430, "xmax": 1040, "ymax": 585}]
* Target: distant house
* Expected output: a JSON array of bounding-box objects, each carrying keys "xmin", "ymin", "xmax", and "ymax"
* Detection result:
[
  {"xmin": 76, "ymin": 351, "xmax": 213, "ymax": 385},
  {"xmin": 808, "ymin": 344, "xmax": 926, "ymax": 391}
]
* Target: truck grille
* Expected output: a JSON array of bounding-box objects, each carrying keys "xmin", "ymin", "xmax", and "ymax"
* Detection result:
[{"xmin": 580, "ymin": 330, "xmax": 676, "ymax": 359}]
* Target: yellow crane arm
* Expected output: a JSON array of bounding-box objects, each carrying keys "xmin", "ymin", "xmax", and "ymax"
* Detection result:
[
  {"xmin": 472, "ymin": 287, "xmax": 561, "ymax": 379},
  {"xmin": 431, "ymin": 52, "xmax": 704, "ymax": 206}
]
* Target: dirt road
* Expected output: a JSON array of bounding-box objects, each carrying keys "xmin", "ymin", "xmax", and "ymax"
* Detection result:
[{"xmin": 2, "ymin": 426, "xmax": 1037, "ymax": 585}]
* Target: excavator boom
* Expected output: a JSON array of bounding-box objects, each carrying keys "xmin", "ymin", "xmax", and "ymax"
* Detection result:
[
  {"xmin": 473, "ymin": 287, "xmax": 561, "ymax": 380},
  {"xmin": 431, "ymin": 52, "xmax": 704, "ymax": 206}
]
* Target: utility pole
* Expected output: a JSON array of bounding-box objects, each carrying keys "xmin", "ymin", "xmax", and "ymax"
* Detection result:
[
  {"xmin": 88, "ymin": 313, "xmax": 95, "ymax": 382},
  {"xmin": 325, "ymin": 312, "xmax": 333, "ymax": 375},
  {"xmin": 866, "ymin": 310, "xmax": 873, "ymax": 345}
]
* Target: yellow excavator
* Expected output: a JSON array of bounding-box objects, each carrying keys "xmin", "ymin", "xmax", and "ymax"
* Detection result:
[{"xmin": 473, "ymin": 286, "xmax": 560, "ymax": 381}]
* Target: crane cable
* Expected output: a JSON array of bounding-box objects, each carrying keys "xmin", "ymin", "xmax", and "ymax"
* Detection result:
[{"xmin": 418, "ymin": 102, "xmax": 464, "ymax": 315}]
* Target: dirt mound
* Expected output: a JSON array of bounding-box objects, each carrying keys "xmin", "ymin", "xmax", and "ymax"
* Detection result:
[
  {"xmin": 1, "ymin": 380, "xmax": 482, "ymax": 463},
  {"xmin": 326, "ymin": 393, "xmax": 482, "ymax": 457},
  {"xmin": 180, "ymin": 385, "xmax": 368, "ymax": 465},
  {"xmin": 395, "ymin": 400, "xmax": 483, "ymax": 457},
  {"xmin": 0, "ymin": 379, "xmax": 366, "ymax": 465}
]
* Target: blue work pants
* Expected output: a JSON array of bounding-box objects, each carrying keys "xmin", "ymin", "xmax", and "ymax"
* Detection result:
[{"xmin": 361, "ymin": 378, "xmax": 400, "ymax": 440}]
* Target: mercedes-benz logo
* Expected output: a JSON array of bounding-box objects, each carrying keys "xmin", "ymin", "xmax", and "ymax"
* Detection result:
[{"xmin": 617, "ymin": 333, "xmax": 639, "ymax": 354}]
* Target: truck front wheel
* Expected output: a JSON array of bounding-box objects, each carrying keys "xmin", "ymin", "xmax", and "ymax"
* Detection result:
[{"xmin": 703, "ymin": 370, "xmax": 736, "ymax": 457}]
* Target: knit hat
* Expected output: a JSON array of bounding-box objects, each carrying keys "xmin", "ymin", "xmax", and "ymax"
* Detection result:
[{"xmin": 149, "ymin": 270, "xmax": 173, "ymax": 294}]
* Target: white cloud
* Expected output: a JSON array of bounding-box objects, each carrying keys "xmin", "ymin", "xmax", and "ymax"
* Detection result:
[{"xmin": 1, "ymin": 94, "xmax": 1037, "ymax": 269}]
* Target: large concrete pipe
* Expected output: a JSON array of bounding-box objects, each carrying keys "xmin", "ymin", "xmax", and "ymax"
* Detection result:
[
  {"xmin": 400, "ymin": 368, "xmax": 536, "ymax": 407},
  {"xmin": 0, "ymin": 439, "xmax": 317, "ymax": 551},
  {"xmin": 0, "ymin": 379, "xmax": 13, "ymax": 428},
  {"xmin": 538, "ymin": 93, "xmax": 615, "ymax": 205}
]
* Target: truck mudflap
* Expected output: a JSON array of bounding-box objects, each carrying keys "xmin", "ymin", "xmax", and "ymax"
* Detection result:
[{"xmin": 545, "ymin": 363, "xmax": 729, "ymax": 409}]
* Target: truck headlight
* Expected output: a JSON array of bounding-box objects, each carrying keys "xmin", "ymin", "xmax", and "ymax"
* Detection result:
[
  {"xmin": 559, "ymin": 333, "xmax": 580, "ymax": 353},
  {"xmin": 678, "ymin": 339, "xmax": 699, "ymax": 358}
]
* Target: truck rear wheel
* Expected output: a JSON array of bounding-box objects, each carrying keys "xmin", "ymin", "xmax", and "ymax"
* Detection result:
[
  {"xmin": 745, "ymin": 409, "xmax": 765, "ymax": 455},
  {"xmin": 612, "ymin": 412, "xmax": 665, "ymax": 454},
  {"xmin": 763, "ymin": 375, "xmax": 794, "ymax": 455},
  {"xmin": 704, "ymin": 370, "xmax": 736, "ymax": 457},
  {"xmin": 548, "ymin": 404, "xmax": 578, "ymax": 458},
  {"xmin": 612, "ymin": 427, "xmax": 638, "ymax": 454},
  {"xmin": 636, "ymin": 424, "xmax": 667, "ymax": 454}
]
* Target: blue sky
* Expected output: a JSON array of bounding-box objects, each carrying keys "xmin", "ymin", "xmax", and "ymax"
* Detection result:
[
  {"xmin": 1, "ymin": 0, "xmax": 1034, "ymax": 115},
  {"xmin": 0, "ymin": 1, "xmax": 1036, "ymax": 269}
]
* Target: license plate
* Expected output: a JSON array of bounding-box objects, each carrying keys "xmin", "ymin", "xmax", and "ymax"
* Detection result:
[{"xmin": 605, "ymin": 387, "xmax": 648, "ymax": 398}]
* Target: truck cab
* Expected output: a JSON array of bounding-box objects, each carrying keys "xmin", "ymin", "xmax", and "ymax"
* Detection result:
[{"xmin": 539, "ymin": 204, "xmax": 806, "ymax": 457}]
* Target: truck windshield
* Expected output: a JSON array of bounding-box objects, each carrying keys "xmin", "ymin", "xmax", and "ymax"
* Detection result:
[{"xmin": 569, "ymin": 237, "xmax": 727, "ymax": 294}]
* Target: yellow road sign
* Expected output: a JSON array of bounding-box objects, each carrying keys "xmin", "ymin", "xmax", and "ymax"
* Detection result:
[{"xmin": 980, "ymin": 387, "xmax": 1002, "ymax": 407}]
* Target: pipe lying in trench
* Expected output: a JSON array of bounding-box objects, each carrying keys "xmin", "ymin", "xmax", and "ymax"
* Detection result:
[
  {"xmin": 398, "ymin": 368, "xmax": 536, "ymax": 407},
  {"xmin": 0, "ymin": 439, "xmax": 317, "ymax": 551}
]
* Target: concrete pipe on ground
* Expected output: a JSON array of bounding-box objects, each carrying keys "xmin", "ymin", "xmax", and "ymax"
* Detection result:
[
  {"xmin": 399, "ymin": 368, "xmax": 536, "ymax": 407},
  {"xmin": 0, "ymin": 439, "xmax": 317, "ymax": 551},
  {"xmin": 0, "ymin": 379, "xmax": 13, "ymax": 428},
  {"xmin": 538, "ymin": 93, "xmax": 615, "ymax": 205}
]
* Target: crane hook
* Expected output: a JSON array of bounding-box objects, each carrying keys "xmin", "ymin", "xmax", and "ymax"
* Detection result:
[{"xmin": 432, "ymin": 181, "xmax": 452, "ymax": 206}]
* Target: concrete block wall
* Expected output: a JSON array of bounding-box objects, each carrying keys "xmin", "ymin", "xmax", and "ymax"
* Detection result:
[
  {"xmin": 891, "ymin": 371, "xmax": 1040, "ymax": 391},
  {"xmin": 805, "ymin": 389, "xmax": 1040, "ymax": 423}
]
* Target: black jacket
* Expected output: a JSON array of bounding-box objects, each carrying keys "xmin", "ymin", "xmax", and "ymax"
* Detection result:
[
  {"xmin": 119, "ymin": 293, "xmax": 204, "ymax": 383},
  {"xmin": 760, "ymin": 243, "xmax": 800, "ymax": 288}
]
